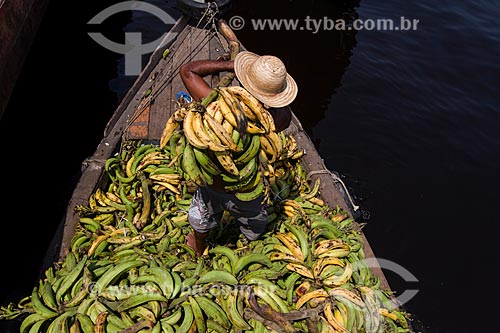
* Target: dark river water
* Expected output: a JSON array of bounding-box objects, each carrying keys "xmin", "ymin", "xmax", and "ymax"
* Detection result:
[{"xmin": 1, "ymin": 0, "xmax": 499, "ymax": 332}]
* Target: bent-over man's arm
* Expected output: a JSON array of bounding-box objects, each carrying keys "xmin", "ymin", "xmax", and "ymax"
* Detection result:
[
  {"xmin": 180, "ymin": 59, "xmax": 292, "ymax": 131},
  {"xmin": 179, "ymin": 60, "xmax": 234, "ymax": 101}
]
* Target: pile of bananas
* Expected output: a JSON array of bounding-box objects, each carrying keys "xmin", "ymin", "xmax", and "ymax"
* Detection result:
[
  {"xmin": 159, "ymin": 86, "xmax": 304, "ymax": 202},
  {"xmin": 0, "ymin": 87, "xmax": 413, "ymax": 332}
]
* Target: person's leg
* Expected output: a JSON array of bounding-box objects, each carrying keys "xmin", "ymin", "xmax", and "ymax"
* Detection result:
[
  {"xmin": 186, "ymin": 187, "xmax": 218, "ymax": 256},
  {"xmin": 187, "ymin": 187, "xmax": 225, "ymax": 256},
  {"xmin": 228, "ymin": 195, "xmax": 268, "ymax": 241}
]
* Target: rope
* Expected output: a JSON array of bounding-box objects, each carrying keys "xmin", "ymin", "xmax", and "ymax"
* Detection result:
[
  {"xmin": 307, "ymin": 169, "xmax": 360, "ymax": 212},
  {"xmin": 122, "ymin": 5, "xmax": 222, "ymax": 135},
  {"xmin": 147, "ymin": 6, "xmax": 220, "ymax": 101}
]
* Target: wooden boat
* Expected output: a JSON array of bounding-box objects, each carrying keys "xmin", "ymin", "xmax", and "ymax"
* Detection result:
[
  {"xmin": 51, "ymin": 12, "xmax": 382, "ymax": 278},
  {"xmin": 31, "ymin": 8, "xmax": 414, "ymax": 333}
]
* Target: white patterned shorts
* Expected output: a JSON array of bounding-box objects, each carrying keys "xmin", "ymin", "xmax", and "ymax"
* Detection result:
[{"xmin": 188, "ymin": 186, "xmax": 268, "ymax": 240}]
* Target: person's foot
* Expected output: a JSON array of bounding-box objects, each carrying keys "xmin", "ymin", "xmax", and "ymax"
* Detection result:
[{"xmin": 186, "ymin": 232, "xmax": 205, "ymax": 257}]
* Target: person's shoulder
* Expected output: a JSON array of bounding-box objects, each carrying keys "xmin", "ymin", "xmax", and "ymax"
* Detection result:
[{"xmin": 269, "ymin": 105, "xmax": 292, "ymax": 132}]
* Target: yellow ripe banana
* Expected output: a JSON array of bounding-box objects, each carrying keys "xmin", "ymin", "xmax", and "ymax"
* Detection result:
[
  {"xmin": 193, "ymin": 111, "xmax": 228, "ymax": 152},
  {"xmin": 284, "ymin": 133, "xmax": 297, "ymax": 152},
  {"xmin": 327, "ymin": 287, "xmax": 365, "ymax": 309},
  {"xmin": 149, "ymin": 173, "xmax": 181, "ymax": 182},
  {"xmin": 183, "ymin": 110, "xmax": 209, "ymax": 150},
  {"xmin": 275, "ymin": 232, "xmax": 304, "ymax": 262},
  {"xmin": 314, "ymin": 239, "xmax": 350, "ymax": 257},
  {"xmin": 308, "ymin": 196, "xmax": 325, "ymax": 206},
  {"xmin": 317, "ymin": 247, "xmax": 351, "ymax": 259},
  {"xmin": 379, "ymin": 308, "xmax": 399, "ymax": 321},
  {"xmin": 323, "ymin": 302, "xmax": 348, "ymax": 333},
  {"xmin": 290, "ymin": 149, "xmax": 305, "ymax": 160},
  {"xmin": 219, "ymin": 87, "xmax": 248, "ymax": 135},
  {"xmin": 213, "ymin": 107, "xmax": 224, "ymax": 123},
  {"xmin": 203, "ymin": 111, "xmax": 242, "ymax": 152},
  {"xmin": 295, "ymin": 289, "xmax": 329, "ymax": 309},
  {"xmin": 222, "ymin": 119, "xmax": 234, "ymax": 137},
  {"xmin": 285, "ymin": 263, "xmax": 314, "ymax": 279},
  {"xmin": 246, "ymin": 120, "xmax": 267, "ymax": 134},
  {"xmin": 225, "ymin": 85, "xmax": 271, "ymax": 132},
  {"xmin": 322, "ymin": 262, "xmax": 353, "ymax": 287},
  {"xmin": 282, "ymin": 205, "xmax": 298, "ymax": 217},
  {"xmin": 313, "ymin": 257, "xmax": 344, "ymax": 278},
  {"xmin": 206, "ymin": 100, "xmax": 219, "ymax": 117},
  {"xmin": 214, "ymin": 152, "xmax": 239, "ymax": 176},
  {"xmin": 300, "ymin": 177, "xmax": 321, "ymax": 200},
  {"xmin": 216, "ymin": 94, "xmax": 238, "ymax": 129},
  {"xmin": 160, "ymin": 116, "xmax": 180, "ymax": 149},
  {"xmin": 155, "ymin": 181, "xmax": 181, "ymax": 194},
  {"xmin": 283, "ymin": 221, "xmax": 310, "ymax": 263},
  {"xmin": 105, "ymin": 191, "xmax": 122, "ymax": 204},
  {"xmin": 238, "ymin": 99, "xmax": 257, "ymax": 121},
  {"xmin": 334, "ymin": 307, "xmax": 346, "ymax": 327},
  {"xmin": 266, "ymin": 131, "xmax": 283, "ymax": 160},
  {"xmin": 281, "ymin": 199, "xmax": 302, "ymax": 210},
  {"xmin": 268, "ymin": 251, "xmax": 302, "ymax": 263},
  {"xmin": 295, "ymin": 281, "xmax": 312, "ymax": 297},
  {"xmin": 94, "ymin": 311, "xmax": 108, "ymax": 333},
  {"xmin": 259, "ymin": 134, "xmax": 276, "ymax": 161},
  {"xmin": 261, "ymin": 108, "xmax": 276, "ymax": 133},
  {"xmin": 87, "ymin": 234, "xmax": 110, "ymax": 257},
  {"xmin": 199, "ymin": 116, "xmax": 238, "ymax": 175}
]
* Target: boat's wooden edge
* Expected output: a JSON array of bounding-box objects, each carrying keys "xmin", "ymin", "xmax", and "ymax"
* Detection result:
[{"xmin": 286, "ymin": 112, "xmax": 392, "ymax": 292}]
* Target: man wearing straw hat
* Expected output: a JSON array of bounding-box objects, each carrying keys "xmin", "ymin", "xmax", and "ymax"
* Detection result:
[{"xmin": 179, "ymin": 51, "xmax": 298, "ymax": 257}]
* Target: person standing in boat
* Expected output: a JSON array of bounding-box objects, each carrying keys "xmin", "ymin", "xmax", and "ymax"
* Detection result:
[{"xmin": 179, "ymin": 51, "xmax": 298, "ymax": 257}]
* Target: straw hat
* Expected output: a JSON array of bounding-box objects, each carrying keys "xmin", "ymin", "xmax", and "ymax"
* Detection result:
[{"xmin": 234, "ymin": 51, "xmax": 298, "ymax": 108}]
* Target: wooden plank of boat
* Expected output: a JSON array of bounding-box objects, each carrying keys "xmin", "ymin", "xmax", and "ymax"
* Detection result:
[{"xmin": 48, "ymin": 13, "xmax": 394, "ymax": 305}]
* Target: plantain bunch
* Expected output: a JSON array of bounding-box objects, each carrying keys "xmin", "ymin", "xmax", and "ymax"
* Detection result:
[{"xmin": 159, "ymin": 86, "xmax": 305, "ymax": 202}]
